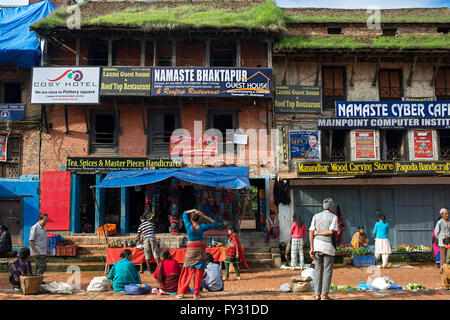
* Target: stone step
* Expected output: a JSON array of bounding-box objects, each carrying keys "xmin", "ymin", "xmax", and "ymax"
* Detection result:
[
  {"xmin": 246, "ymin": 258, "xmax": 274, "ymax": 268},
  {"xmin": 77, "ymin": 245, "xmax": 108, "ymax": 256},
  {"xmin": 244, "ymin": 252, "xmax": 272, "ymax": 259}
]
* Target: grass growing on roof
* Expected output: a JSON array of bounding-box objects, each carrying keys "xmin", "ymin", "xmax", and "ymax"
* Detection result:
[
  {"xmin": 88, "ymin": 0, "xmax": 294, "ymax": 31},
  {"xmin": 275, "ymin": 34, "xmax": 450, "ymax": 50},
  {"xmin": 33, "ymin": 0, "xmax": 295, "ymax": 31}
]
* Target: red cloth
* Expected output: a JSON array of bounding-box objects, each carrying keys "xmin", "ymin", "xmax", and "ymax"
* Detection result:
[
  {"xmin": 177, "ymin": 267, "xmax": 204, "ymax": 296},
  {"xmin": 229, "ymin": 233, "xmax": 249, "ymax": 269},
  {"xmin": 154, "ymin": 259, "xmax": 181, "ymax": 293},
  {"xmin": 106, "ymin": 247, "xmax": 228, "ymax": 265},
  {"xmin": 187, "ymin": 241, "xmax": 206, "ymax": 250},
  {"xmin": 336, "ymin": 206, "xmax": 345, "ymax": 245},
  {"xmin": 290, "ymin": 223, "xmax": 306, "ymax": 239},
  {"xmin": 227, "ymin": 246, "xmax": 237, "ymax": 258},
  {"xmin": 40, "ymin": 171, "xmax": 71, "ymax": 230}
]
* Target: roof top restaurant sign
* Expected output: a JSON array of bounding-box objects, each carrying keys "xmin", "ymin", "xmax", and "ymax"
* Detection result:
[
  {"xmin": 31, "ymin": 67, "xmax": 100, "ymax": 104},
  {"xmin": 151, "ymin": 67, "xmax": 272, "ymax": 98},
  {"xmin": 274, "ymin": 85, "xmax": 322, "ymax": 113},
  {"xmin": 100, "ymin": 67, "xmax": 152, "ymax": 96}
]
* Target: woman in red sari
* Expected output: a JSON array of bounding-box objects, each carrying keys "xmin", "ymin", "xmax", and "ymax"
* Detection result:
[
  {"xmin": 223, "ymin": 226, "xmax": 249, "ymax": 281},
  {"xmin": 177, "ymin": 209, "xmax": 222, "ymax": 299},
  {"xmin": 153, "ymin": 250, "xmax": 181, "ymax": 295}
]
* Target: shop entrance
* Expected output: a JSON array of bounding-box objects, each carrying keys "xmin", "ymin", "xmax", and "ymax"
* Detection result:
[
  {"xmin": 129, "ymin": 186, "xmax": 145, "ymax": 233},
  {"xmin": 80, "ymin": 174, "xmax": 96, "ymax": 234},
  {"xmin": 105, "ymin": 188, "xmax": 121, "ymax": 232},
  {"xmin": 0, "ymin": 199, "xmax": 22, "ymax": 246}
]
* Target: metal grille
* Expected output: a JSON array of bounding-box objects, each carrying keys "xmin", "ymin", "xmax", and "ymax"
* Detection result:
[
  {"xmin": 386, "ymin": 148, "xmax": 401, "ymax": 160},
  {"xmin": 0, "ymin": 137, "xmax": 22, "ymax": 178},
  {"xmin": 441, "ymin": 147, "xmax": 450, "ymax": 160},
  {"xmin": 330, "ymin": 148, "xmax": 345, "ymax": 161},
  {"xmin": 380, "ymin": 87, "xmax": 401, "ymax": 99},
  {"xmin": 323, "ymin": 96, "xmax": 346, "ymax": 110}
]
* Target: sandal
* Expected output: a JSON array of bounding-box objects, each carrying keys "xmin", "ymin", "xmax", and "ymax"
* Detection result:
[
  {"xmin": 321, "ymin": 296, "xmax": 334, "ymax": 300},
  {"xmin": 193, "ymin": 294, "xmax": 201, "ymax": 299},
  {"xmin": 314, "ymin": 295, "xmax": 321, "ymax": 300},
  {"xmin": 176, "ymin": 294, "xmax": 184, "ymax": 299}
]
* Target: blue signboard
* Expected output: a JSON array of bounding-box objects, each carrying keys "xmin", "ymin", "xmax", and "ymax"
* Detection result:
[
  {"xmin": 336, "ymin": 101, "xmax": 450, "ymax": 118},
  {"xmin": 0, "ymin": 104, "xmax": 25, "ymax": 121},
  {"xmin": 289, "ymin": 130, "xmax": 321, "ymax": 161},
  {"xmin": 318, "ymin": 117, "xmax": 450, "ymax": 129},
  {"xmin": 151, "ymin": 67, "xmax": 272, "ymax": 98}
]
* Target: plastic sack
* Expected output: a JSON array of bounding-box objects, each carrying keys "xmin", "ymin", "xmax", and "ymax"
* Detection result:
[
  {"xmin": 124, "ymin": 284, "xmax": 151, "ymax": 295},
  {"xmin": 41, "ymin": 281, "xmax": 73, "ymax": 294},
  {"xmin": 372, "ymin": 277, "xmax": 393, "ymax": 290},
  {"xmin": 301, "ymin": 268, "xmax": 315, "ymax": 280},
  {"xmin": 87, "ymin": 276, "xmax": 110, "ymax": 292},
  {"xmin": 280, "ymin": 283, "xmax": 291, "ymax": 292},
  {"xmin": 292, "ymin": 282, "xmax": 312, "ymax": 292}
]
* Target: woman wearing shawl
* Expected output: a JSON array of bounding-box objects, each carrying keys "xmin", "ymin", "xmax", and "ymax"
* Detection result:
[
  {"xmin": 9, "ymin": 247, "xmax": 33, "ymax": 291},
  {"xmin": 223, "ymin": 226, "xmax": 249, "ymax": 281},
  {"xmin": 153, "ymin": 250, "xmax": 181, "ymax": 294},
  {"xmin": 177, "ymin": 209, "xmax": 222, "ymax": 299}
]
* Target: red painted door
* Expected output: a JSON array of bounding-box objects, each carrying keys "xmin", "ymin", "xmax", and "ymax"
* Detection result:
[{"xmin": 40, "ymin": 171, "xmax": 71, "ymax": 231}]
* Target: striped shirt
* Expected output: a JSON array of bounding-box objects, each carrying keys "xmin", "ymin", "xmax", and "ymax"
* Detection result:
[{"xmin": 138, "ymin": 221, "xmax": 156, "ymax": 241}]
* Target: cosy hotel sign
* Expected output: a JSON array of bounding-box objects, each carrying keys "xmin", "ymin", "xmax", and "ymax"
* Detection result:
[
  {"xmin": 151, "ymin": 67, "xmax": 272, "ymax": 97},
  {"xmin": 31, "ymin": 67, "xmax": 100, "ymax": 104}
]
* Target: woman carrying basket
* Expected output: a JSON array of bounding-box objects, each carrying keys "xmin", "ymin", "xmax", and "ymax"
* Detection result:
[{"xmin": 177, "ymin": 209, "xmax": 222, "ymax": 299}]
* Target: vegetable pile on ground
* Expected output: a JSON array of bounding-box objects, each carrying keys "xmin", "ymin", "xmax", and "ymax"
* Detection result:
[
  {"xmin": 330, "ymin": 284, "xmax": 358, "ymax": 291},
  {"xmin": 335, "ymin": 246, "xmax": 353, "ymax": 254},
  {"xmin": 406, "ymin": 283, "xmax": 426, "ymax": 290},
  {"xmin": 392, "ymin": 244, "xmax": 431, "ymax": 253}
]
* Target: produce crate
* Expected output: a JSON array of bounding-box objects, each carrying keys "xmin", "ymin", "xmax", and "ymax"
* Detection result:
[
  {"xmin": 97, "ymin": 224, "xmax": 117, "ymax": 237},
  {"xmin": 55, "ymin": 245, "xmax": 78, "ymax": 257},
  {"xmin": 353, "ymin": 254, "xmax": 375, "ymax": 267},
  {"xmin": 47, "ymin": 235, "xmax": 59, "ymax": 256}
]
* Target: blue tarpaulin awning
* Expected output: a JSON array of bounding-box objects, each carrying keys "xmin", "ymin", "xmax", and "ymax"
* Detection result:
[
  {"xmin": 0, "ymin": 0, "xmax": 56, "ymax": 68},
  {"xmin": 93, "ymin": 166, "xmax": 250, "ymax": 190}
]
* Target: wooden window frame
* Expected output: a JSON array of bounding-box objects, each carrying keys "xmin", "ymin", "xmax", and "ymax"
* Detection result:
[
  {"xmin": 322, "ymin": 66, "xmax": 347, "ymax": 110},
  {"xmin": 88, "ymin": 109, "xmax": 119, "ymax": 155},
  {"xmin": 379, "ymin": 69, "xmax": 403, "ymax": 101},
  {"xmin": 147, "ymin": 108, "xmax": 181, "ymax": 156}
]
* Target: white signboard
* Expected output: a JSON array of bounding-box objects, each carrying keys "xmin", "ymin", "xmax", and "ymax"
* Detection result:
[
  {"xmin": 0, "ymin": 0, "xmax": 29, "ymax": 7},
  {"xmin": 31, "ymin": 67, "xmax": 100, "ymax": 104}
]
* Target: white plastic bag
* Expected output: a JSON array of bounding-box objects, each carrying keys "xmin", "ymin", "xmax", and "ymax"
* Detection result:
[
  {"xmin": 301, "ymin": 268, "xmax": 315, "ymax": 280},
  {"xmin": 41, "ymin": 281, "xmax": 73, "ymax": 294},
  {"xmin": 280, "ymin": 283, "xmax": 292, "ymax": 292},
  {"xmin": 87, "ymin": 276, "xmax": 110, "ymax": 292},
  {"xmin": 372, "ymin": 277, "xmax": 393, "ymax": 290}
]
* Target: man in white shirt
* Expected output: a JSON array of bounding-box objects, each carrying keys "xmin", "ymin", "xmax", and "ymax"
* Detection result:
[
  {"xmin": 29, "ymin": 214, "xmax": 49, "ymax": 275},
  {"xmin": 309, "ymin": 198, "xmax": 338, "ymax": 300}
]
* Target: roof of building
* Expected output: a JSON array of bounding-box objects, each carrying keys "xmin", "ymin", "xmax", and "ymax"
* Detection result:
[
  {"xmin": 284, "ymin": 7, "xmax": 450, "ymax": 24},
  {"xmin": 31, "ymin": 0, "xmax": 291, "ymax": 34}
]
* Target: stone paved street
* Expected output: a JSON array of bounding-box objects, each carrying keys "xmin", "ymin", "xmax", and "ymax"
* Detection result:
[{"xmin": 0, "ymin": 263, "xmax": 449, "ymax": 300}]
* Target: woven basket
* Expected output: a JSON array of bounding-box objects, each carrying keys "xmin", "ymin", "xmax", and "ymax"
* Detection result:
[{"xmin": 20, "ymin": 275, "xmax": 44, "ymax": 295}]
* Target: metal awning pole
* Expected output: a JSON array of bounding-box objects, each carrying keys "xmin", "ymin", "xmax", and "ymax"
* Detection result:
[{"xmin": 237, "ymin": 188, "xmax": 250, "ymax": 237}]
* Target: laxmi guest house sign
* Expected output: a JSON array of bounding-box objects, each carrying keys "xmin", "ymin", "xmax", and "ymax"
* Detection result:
[
  {"xmin": 151, "ymin": 67, "xmax": 272, "ymax": 97},
  {"xmin": 274, "ymin": 86, "xmax": 322, "ymax": 113},
  {"xmin": 31, "ymin": 67, "xmax": 100, "ymax": 104},
  {"xmin": 100, "ymin": 67, "xmax": 152, "ymax": 96},
  {"xmin": 317, "ymin": 101, "xmax": 450, "ymax": 129}
]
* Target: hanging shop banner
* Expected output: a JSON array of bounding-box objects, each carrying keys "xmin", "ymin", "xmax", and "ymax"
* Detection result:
[
  {"xmin": 395, "ymin": 161, "xmax": 450, "ymax": 175},
  {"xmin": 0, "ymin": 136, "xmax": 7, "ymax": 162},
  {"xmin": 66, "ymin": 157, "xmax": 182, "ymax": 171},
  {"xmin": 151, "ymin": 67, "xmax": 272, "ymax": 97},
  {"xmin": 100, "ymin": 67, "xmax": 152, "ymax": 96},
  {"xmin": 335, "ymin": 101, "xmax": 450, "ymax": 118},
  {"xmin": 317, "ymin": 117, "xmax": 450, "ymax": 129},
  {"xmin": 31, "ymin": 67, "xmax": 100, "ymax": 104},
  {"xmin": 0, "ymin": 104, "xmax": 25, "ymax": 121},
  {"xmin": 169, "ymin": 136, "xmax": 218, "ymax": 156},
  {"xmin": 297, "ymin": 161, "xmax": 395, "ymax": 176},
  {"xmin": 413, "ymin": 130, "xmax": 434, "ymax": 159},
  {"xmin": 289, "ymin": 130, "xmax": 321, "ymax": 161},
  {"xmin": 274, "ymin": 85, "xmax": 322, "ymax": 113},
  {"xmin": 355, "ymin": 130, "xmax": 376, "ymax": 160}
]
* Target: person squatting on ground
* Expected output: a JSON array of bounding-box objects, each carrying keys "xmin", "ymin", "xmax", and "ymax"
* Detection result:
[
  {"xmin": 177, "ymin": 209, "xmax": 222, "ymax": 299},
  {"xmin": 440, "ymin": 236, "xmax": 450, "ymax": 289},
  {"xmin": 29, "ymin": 213, "xmax": 48, "ymax": 276},
  {"xmin": 435, "ymin": 208, "xmax": 449, "ymax": 272},
  {"xmin": 0, "ymin": 225, "xmax": 15, "ymax": 258},
  {"xmin": 9, "ymin": 247, "xmax": 33, "ymax": 291},
  {"xmin": 137, "ymin": 213, "xmax": 159, "ymax": 273},
  {"xmin": 108, "ymin": 249, "xmax": 142, "ymax": 292},
  {"xmin": 265, "ymin": 210, "xmax": 280, "ymax": 242},
  {"xmin": 153, "ymin": 249, "xmax": 181, "ymax": 295},
  {"xmin": 309, "ymin": 197, "xmax": 338, "ymax": 301},
  {"xmin": 351, "ymin": 226, "xmax": 369, "ymax": 248},
  {"xmin": 202, "ymin": 253, "xmax": 224, "ymax": 292},
  {"xmin": 223, "ymin": 226, "xmax": 249, "ymax": 281},
  {"xmin": 290, "ymin": 214, "xmax": 307, "ymax": 269},
  {"xmin": 373, "ymin": 214, "xmax": 391, "ymax": 268}
]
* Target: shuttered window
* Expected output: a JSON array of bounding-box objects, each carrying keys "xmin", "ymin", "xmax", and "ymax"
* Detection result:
[
  {"xmin": 0, "ymin": 136, "xmax": 22, "ymax": 178},
  {"xmin": 379, "ymin": 69, "xmax": 402, "ymax": 100},
  {"xmin": 322, "ymin": 66, "xmax": 346, "ymax": 110},
  {"xmin": 147, "ymin": 109, "xmax": 180, "ymax": 155},
  {"xmin": 435, "ymin": 67, "xmax": 450, "ymax": 100}
]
